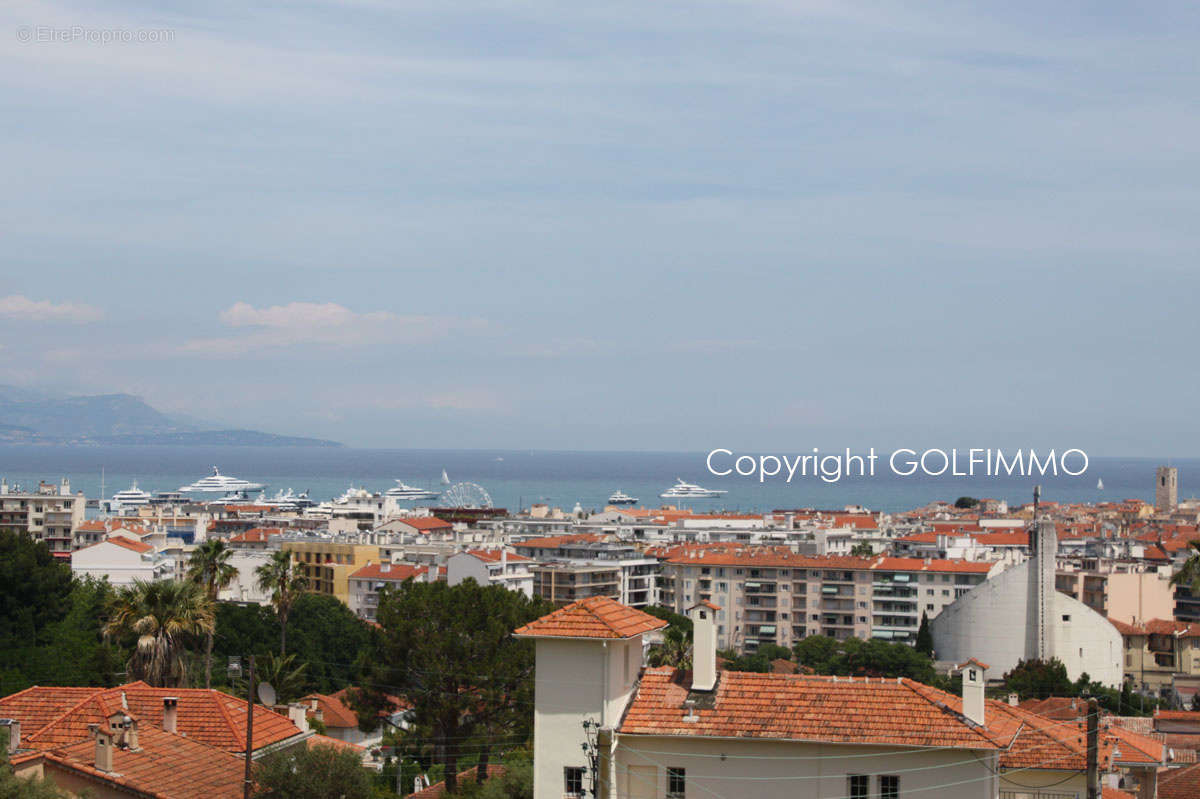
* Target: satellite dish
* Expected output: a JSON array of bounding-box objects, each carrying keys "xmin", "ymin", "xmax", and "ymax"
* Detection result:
[{"xmin": 257, "ymin": 681, "xmax": 276, "ymax": 707}]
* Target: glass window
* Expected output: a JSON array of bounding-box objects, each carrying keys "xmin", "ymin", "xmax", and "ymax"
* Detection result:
[
  {"xmin": 847, "ymin": 775, "xmax": 869, "ymax": 799},
  {"xmin": 880, "ymin": 775, "xmax": 899, "ymax": 799},
  {"xmin": 667, "ymin": 767, "xmax": 686, "ymax": 798},
  {"xmin": 564, "ymin": 767, "xmax": 585, "ymax": 797}
]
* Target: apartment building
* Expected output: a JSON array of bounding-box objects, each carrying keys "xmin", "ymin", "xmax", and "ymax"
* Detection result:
[
  {"xmin": 1110, "ymin": 618, "xmax": 1200, "ymax": 700},
  {"xmin": 0, "ymin": 477, "xmax": 84, "ymax": 558},
  {"xmin": 446, "ymin": 549, "xmax": 534, "ymax": 596},
  {"xmin": 346, "ymin": 561, "xmax": 429, "ymax": 620},
  {"xmin": 70, "ymin": 535, "xmax": 173, "ymax": 586},
  {"xmin": 1055, "ymin": 566, "xmax": 1174, "ymax": 625},
  {"xmin": 516, "ymin": 534, "xmax": 660, "ymax": 606},
  {"xmin": 281, "ymin": 540, "xmax": 381, "ymax": 604},
  {"xmin": 658, "ymin": 546, "xmax": 996, "ymax": 652}
]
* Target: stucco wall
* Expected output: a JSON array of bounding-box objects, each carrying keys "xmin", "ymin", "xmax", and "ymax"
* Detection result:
[{"xmin": 609, "ymin": 735, "xmax": 999, "ymax": 799}]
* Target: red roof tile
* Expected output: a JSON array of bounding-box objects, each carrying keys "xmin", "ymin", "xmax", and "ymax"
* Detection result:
[
  {"xmin": 513, "ymin": 596, "xmax": 667, "ymax": 640},
  {"xmin": 410, "ymin": 764, "xmax": 507, "ymax": 799},
  {"xmin": 348, "ymin": 562, "xmax": 427, "ymax": 581}
]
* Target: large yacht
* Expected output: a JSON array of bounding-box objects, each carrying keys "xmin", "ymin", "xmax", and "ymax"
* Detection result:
[
  {"xmin": 179, "ymin": 467, "xmax": 265, "ymax": 494},
  {"xmin": 385, "ymin": 480, "xmax": 441, "ymax": 500},
  {"xmin": 607, "ymin": 489, "xmax": 639, "ymax": 506},
  {"xmin": 103, "ymin": 481, "xmax": 152, "ymax": 513},
  {"xmin": 659, "ymin": 478, "xmax": 727, "ymax": 499}
]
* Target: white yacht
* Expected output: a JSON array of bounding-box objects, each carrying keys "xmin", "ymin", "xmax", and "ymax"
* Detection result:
[
  {"xmin": 659, "ymin": 478, "xmax": 727, "ymax": 499},
  {"xmin": 607, "ymin": 489, "xmax": 639, "ymax": 506},
  {"xmin": 179, "ymin": 467, "xmax": 265, "ymax": 494},
  {"xmin": 104, "ymin": 481, "xmax": 152, "ymax": 513},
  {"xmin": 385, "ymin": 480, "xmax": 441, "ymax": 500}
]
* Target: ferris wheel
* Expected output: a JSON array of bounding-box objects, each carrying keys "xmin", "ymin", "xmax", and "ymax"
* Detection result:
[{"xmin": 439, "ymin": 482, "xmax": 493, "ymax": 509}]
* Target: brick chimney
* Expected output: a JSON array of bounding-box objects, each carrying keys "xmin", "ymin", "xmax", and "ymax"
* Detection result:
[
  {"xmin": 688, "ymin": 601, "xmax": 719, "ymax": 692},
  {"xmin": 0, "ymin": 719, "xmax": 19, "ymax": 753},
  {"xmin": 88, "ymin": 724, "xmax": 115, "ymax": 773},
  {"xmin": 162, "ymin": 697, "xmax": 178, "ymax": 734},
  {"xmin": 957, "ymin": 658, "xmax": 988, "ymax": 726}
]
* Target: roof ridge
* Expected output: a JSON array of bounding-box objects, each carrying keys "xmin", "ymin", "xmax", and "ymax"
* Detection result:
[
  {"xmin": 25, "ymin": 688, "xmax": 106, "ymax": 742},
  {"xmin": 898, "ymin": 678, "xmax": 1011, "ymax": 749}
]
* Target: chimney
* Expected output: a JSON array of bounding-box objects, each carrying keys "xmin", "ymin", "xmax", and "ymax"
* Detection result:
[
  {"xmin": 380, "ymin": 561, "xmax": 391, "ymax": 573},
  {"xmin": 688, "ymin": 601, "xmax": 719, "ymax": 692},
  {"xmin": 1007, "ymin": 692, "xmax": 1019, "ymax": 706},
  {"xmin": 957, "ymin": 659, "xmax": 988, "ymax": 726},
  {"xmin": 89, "ymin": 724, "xmax": 114, "ymax": 773},
  {"xmin": 162, "ymin": 697, "xmax": 178, "ymax": 734},
  {"xmin": 287, "ymin": 703, "xmax": 307, "ymax": 730},
  {"xmin": 0, "ymin": 719, "xmax": 19, "ymax": 753}
]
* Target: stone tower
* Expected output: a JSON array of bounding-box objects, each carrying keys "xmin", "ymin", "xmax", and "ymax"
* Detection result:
[{"xmin": 1156, "ymin": 466, "xmax": 1178, "ymax": 513}]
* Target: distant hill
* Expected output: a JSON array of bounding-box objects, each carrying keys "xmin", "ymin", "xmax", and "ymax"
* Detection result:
[{"xmin": 0, "ymin": 386, "xmax": 342, "ymax": 447}]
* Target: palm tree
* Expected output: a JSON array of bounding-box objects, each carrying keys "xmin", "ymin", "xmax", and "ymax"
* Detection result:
[
  {"xmin": 105, "ymin": 579, "xmax": 215, "ymax": 688},
  {"xmin": 1171, "ymin": 540, "xmax": 1200, "ymax": 596},
  {"xmin": 256, "ymin": 550, "xmax": 308, "ymax": 655},
  {"xmin": 187, "ymin": 539, "xmax": 238, "ymax": 688},
  {"xmin": 647, "ymin": 625, "xmax": 692, "ymax": 669},
  {"xmin": 233, "ymin": 653, "xmax": 309, "ymax": 706}
]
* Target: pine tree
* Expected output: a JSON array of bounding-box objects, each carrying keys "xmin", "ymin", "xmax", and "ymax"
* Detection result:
[{"xmin": 915, "ymin": 612, "xmax": 934, "ymax": 656}]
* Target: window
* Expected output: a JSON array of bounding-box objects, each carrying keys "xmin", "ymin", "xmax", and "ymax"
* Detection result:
[
  {"xmin": 879, "ymin": 775, "xmax": 899, "ymax": 798},
  {"xmin": 1062, "ymin": 614, "xmax": 1071, "ymax": 622},
  {"xmin": 667, "ymin": 767, "xmax": 686, "ymax": 798},
  {"xmin": 564, "ymin": 767, "xmax": 585, "ymax": 797},
  {"xmin": 847, "ymin": 775, "xmax": 869, "ymax": 799}
]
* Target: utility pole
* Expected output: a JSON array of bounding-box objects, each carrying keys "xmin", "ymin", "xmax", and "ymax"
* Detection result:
[
  {"xmin": 243, "ymin": 655, "xmax": 255, "ymax": 799},
  {"xmin": 1086, "ymin": 698, "xmax": 1099, "ymax": 799}
]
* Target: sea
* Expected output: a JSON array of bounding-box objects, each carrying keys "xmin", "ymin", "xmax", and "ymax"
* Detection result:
[{"xmin": 0, "ymin": 446, "xmax": 1194, "ymax": 515}]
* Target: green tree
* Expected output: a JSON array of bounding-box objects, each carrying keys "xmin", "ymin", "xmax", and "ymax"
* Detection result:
[
  {"xmin": 644, "ymin": 608, "xmax": 694, "ymax": 670},
  {"xmin": 1171, "ymin": 540, "xmax": 1200, "ymax": 596},
  {"xmin": 359, "ymin": 579, "xmax": 550, "ymax": 794},
  {"xmin": 850, "ymin": 542, "xmax": 875, "ymax": 557},
  {"xmin": 793, "ymin": 635, "xmax": 839, "ymax": 672},
  {"xmin": 954, "ymin": 497, "xmax": 980, "ymax": 509},
  {"xmin": 232, "ymin": 653, "xmax": 309, "ymax": 706},
  {"xmin": 1002, "ymin": 658, "xmax": 1072, "ymax": 699},
  {"xmin": 915, "ymin": 612, "xmax": 934, "ymax": 656},
  {"xmin": 0, "ymin": 531, "xmax": 73, "ymax": 653},
  {"xmin": 252, "ymin": 741, "xmax": 371, "ymax": 799},
  {"xmin": 255, "ymin": 551, "xmax": 308, "ymax": 655},
  {"xmin": 187, "ymin": 539, "xmax": 239, "ymax": 688},
  {"xmin": 105, "ymin": 579, "xmax": 215, "ymax": 688},
  {"xmin": 457, "ymin": 750, "xmax": 533, "ymax": 799}
]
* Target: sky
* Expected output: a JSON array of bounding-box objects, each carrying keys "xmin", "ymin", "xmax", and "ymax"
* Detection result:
[{"xmin": 1, "ymin": 0, "xmax": 1199, "ymax": 452}]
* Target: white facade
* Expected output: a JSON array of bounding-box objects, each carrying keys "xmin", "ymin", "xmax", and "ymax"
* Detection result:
[
  {"xmin": 446, "ymin": 551, "xmax": 534, "ymax": 597},
  {"xmin": 931, "ymin": 521, "xmax": 1124, "ymax": 686},
  {"xmin": 71, "ymin": 538, "xmax": 172, "ymax": 586},
  {"xmin": 218, "ymin": 549, "xmax": 274, "ymax": 604}
]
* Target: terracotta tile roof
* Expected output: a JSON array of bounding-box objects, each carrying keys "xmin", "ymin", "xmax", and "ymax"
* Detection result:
[
  {"xmin": 1110, "ymin": 619, "xmax": 1200, "ymax": 638},
  {"xmin": 463, "ymin": 549, "xmax": 531, "ymax": 563},
  {"xmin": 306, "ymin": 733, "xmax": 365, "ymax": 752},
  {"xmin": 1159, "ymin": 710, "xmax": 1200, "ymax": 722},
  {"xmin": 620, "ymin": 669, "xmax": 1011, "ymax": 750},
  {"xmin": 0, "ymin": 682, "xmax": 304, "ymax": 754},
  {"xmin": 1016, "ymin": 696, "xmax": 1090, "ymax": 721},
  {"xmin": 1160, "ymin": 761, "xmax": 1200, "ymax": 799},
  {"xmin": 410, "ymin": 764, "xmax": 507, "ymax": 799},
  {"xmin": 228, "ymin": 527, "xmax": 280, "ymax": 544},
  {"xmin": 348, "ymin": 562, "xmax": 427, "ymax": 581},
  {"xmin": 660, "ymin": 545, "xmax": 992, "ymax": 574},
  {"xmin": 398, "ymin": 516, "xmax": 453, "ymax": 531},
  {"xmin": 300, "ymin": 693, "xmax": 358, "ymax": 729},
  {"xmin": 38, "ymin": 725, "xmax": 246, "ymax": 799},
  {"xmin": 1103, "ymin": 788, "xmax": 1136, "ymax": 799},
  {"xmin": 513, "ymin": 596, "xmax": 668, "ymax": 640},
  {"xmin": 512, "ymin": 533, "xmax": 606, "ymax": 549}
]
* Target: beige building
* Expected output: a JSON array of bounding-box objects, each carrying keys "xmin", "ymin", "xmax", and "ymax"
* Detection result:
[
  {"xmin": 1111, "ymin": 618, "xmax": 1200, "ymax": 699},
  {"xmin": 530, "ymin": 561, "xmax": 621, "ymax": 605},
  {"xmin": 0, "ymin": 477, "xmax": 85, "ymax": 559},
  {"xmin": 1056, "ymin": 567, "xmax": 1174, "ymax": 625},
  {"xmin": 282, "ymin": 540, "xmax": 381, "ymax": 604}
]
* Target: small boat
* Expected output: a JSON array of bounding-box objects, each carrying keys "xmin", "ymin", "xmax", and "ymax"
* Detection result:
[
  {"xmin": 1097, "ymin": 478, "xmax": 1105, "ymax": 490},
  {"xmin": 660, "ymin": 478, "xmax": 727, "ymax": 499},
  {"xmin": 441, "ymin": 469, "xmax": 451, "ymax": 485},
  {"xmin": 608, "ymin": 489, "xmax": 639, "ymax": 506}
]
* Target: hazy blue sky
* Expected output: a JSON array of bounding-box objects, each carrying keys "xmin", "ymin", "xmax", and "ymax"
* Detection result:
[{"xmin": 2, "ymin": 0, "xmax": 1198, "ymax": 452}]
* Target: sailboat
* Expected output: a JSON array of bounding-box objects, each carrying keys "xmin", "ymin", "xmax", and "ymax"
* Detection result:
[
  {"xmin": 1097, "ymin": 478, "xmax": 1105, "ymax": 490},
  {"xmin": 441, "ymin": 469, "xmax": 450, "ymax": 485}
]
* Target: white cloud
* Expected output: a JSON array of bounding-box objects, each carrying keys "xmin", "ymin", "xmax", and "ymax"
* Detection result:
[
  {"xmin": 181, "ymin": 301, "xmax": 482, "ymax": 356},
  {"xmin": 0, "ymin": 295, "xmax": 103, "ymax": 323}
]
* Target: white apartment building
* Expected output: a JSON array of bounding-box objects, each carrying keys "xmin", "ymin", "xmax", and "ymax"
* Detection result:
[
  {"xmin": 446, "ymin": 549, "xmax": 534, "ymax": 597},
  {"xmin": 70, "ymin": 535, "xmax": 173, "ymax": 586},
  {"xmin": 658, "ymin": 547, "xmax": 997, "ymax": 652},
  {"xmin": 0, "ymin": 477, "xmax": 85, "ymax": 558},
  {"xmin": 346, "ymin": 561, "xmax": 429, "ymax": 621}
]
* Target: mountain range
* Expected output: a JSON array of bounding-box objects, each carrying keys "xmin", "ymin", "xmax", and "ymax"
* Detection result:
[{"xmin": 0, "ymin": 386, "xmax": 341, "ymax": 447}]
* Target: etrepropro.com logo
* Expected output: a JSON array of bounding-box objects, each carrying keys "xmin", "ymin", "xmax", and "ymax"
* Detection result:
[{"xmin": 16, "ymin": 25, "xmax": 175, "ymax": 44}]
